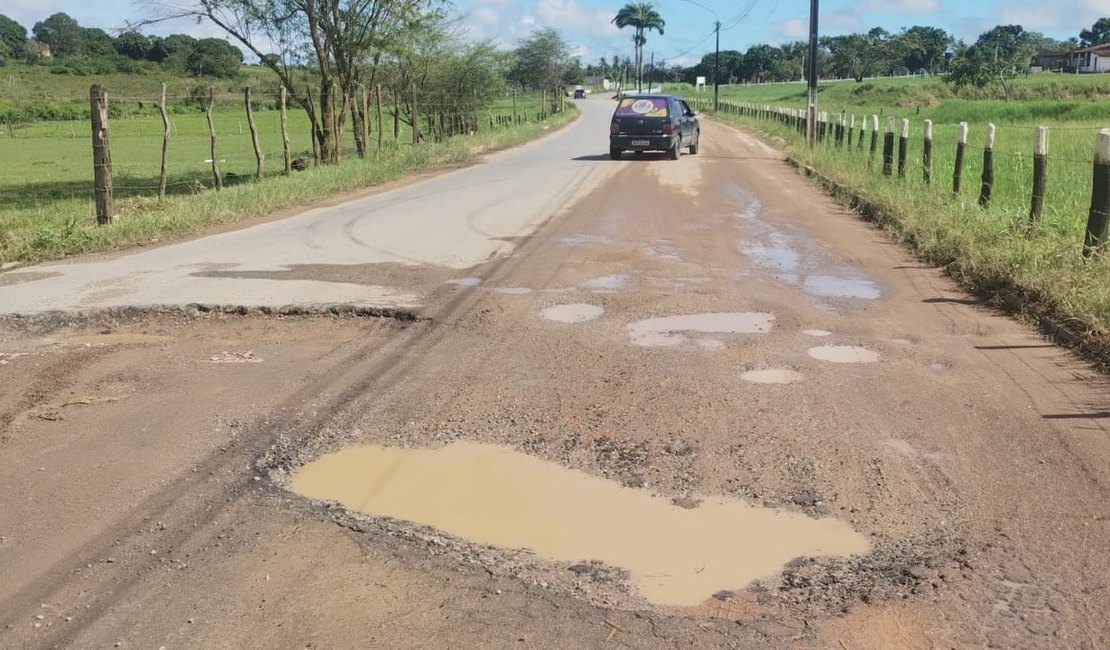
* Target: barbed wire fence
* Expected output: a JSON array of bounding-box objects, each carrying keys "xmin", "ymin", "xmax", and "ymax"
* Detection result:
[
  {"xmin": 1, "ymin": 84, "xmax": 562, "ymax": 224},
  {"xmin": 689, "ymin": 97, "xmax": 1110, "ymax": 256}
]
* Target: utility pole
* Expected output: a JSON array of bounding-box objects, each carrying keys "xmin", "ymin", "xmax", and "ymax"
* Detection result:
[
  {"xmin": 806, "ymin": 0, "xmax": 819, "ymax": 148},
  {"xmin": 713, "ymin": 20, "xmax": 721, "ymax": 111}
]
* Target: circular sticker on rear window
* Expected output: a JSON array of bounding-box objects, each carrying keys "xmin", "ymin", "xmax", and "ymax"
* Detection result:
[{"xmin": 630, "ymin": 99, "xmax": 657, "ymax": 114}]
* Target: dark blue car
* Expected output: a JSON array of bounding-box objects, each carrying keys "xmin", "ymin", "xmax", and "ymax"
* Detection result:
[{"xmin": 609, "ymin": 94, "xmax": 700, "ymax": 160}]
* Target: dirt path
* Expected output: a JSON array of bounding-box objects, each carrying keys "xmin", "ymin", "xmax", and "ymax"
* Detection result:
[{"xmin": 1, "ymin": 115, "xmax": 1108, "ymax": 649}]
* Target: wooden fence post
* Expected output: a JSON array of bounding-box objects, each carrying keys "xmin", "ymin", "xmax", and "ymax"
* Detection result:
[
  {"xmin": 376, "ymin": 84, "xmax": 383, "ymax": 152},
  {"xmin": 979, "ymin": 123, "xmax": 995, "ymax": 208},
  {"xmin": 1083, "ymin": 129, "xmax": 1110, "ymax": 256},
  {"xmin": 393, "ymin": 90, "xmax": 400, "ymax": 140},
  {"xmin": 280, "ymin": 87, "xmax": 292, "ymax": 173},
  {"xmin": 1030, "ymin": 126, "xmax": 1048, "ymax": 222},
  {"xmin": 245, "ymin": 87, "xmax": 264, "ymax": 181},
  {"xmin": 541, "ymin": 89, "xmax": 547, "ymax": 120},
  {"xmin": 361, "ymin": 86, "xmax": 370, "ymax": 156},
  {"xmin": 897, "ymin": 118, "xmax": 909, "ymax": 179},
  {"xmin": 206, "ymin": 85, "xmax": 222, "ymax": 190},
  {"xmin": 882, "ymin": 117, "xmax": 895, "ymax": 176},
  {"xmin": 847, "ymin": 115, "xmax": 855, "ymax": 148},
  {"xmin": 923, "ymin": 120, "xmax": 933, "ymax": 185},
  {"xmin": 954, "ymin": 122, "xmax": 968, "ymax": 194},
  {"xmin": 869, "ymin": 115, "xmax": 879, "ymax": 168},
  {"xmin": 158, "ymin": 83, "xmax": 170, "ymax": 199},
  {"xmin": 90, "ymin": 84, "xmax": 114, "ymax": 225},
  {"xmin": 512, "ymin": 89, "xmax": 518, "ymax": 125},
  {"xmin": 411, "ymin": 83, "xmax": 419, "ymax": 144}
]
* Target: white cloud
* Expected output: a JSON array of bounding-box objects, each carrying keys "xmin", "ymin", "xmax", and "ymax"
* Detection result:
[
  {"xmin": 995, "ymin": 0, "xmax": 1105, "ymax": 34},
  {"xmin": 533, "ymin": 0, "xmax": 620, "ymax": 38},
  {"xmin": 773, "ymin": 19, "xmax": 809, "ymax": 40}
]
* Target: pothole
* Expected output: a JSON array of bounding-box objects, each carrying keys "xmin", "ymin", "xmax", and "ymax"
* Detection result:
[
  {"xmin": 627, "ymin": 312, "xmax": 775, "ymax": 348},
  {"xmin": 803, "ymin": 276, "xmax": 881, "ymax": 300},
  {"xmin": 741, "ymin": 368, "xmax": 803, "ymax": 384},
  {"xmin": 808, "ymin": 346, "xmax": 880, "ymax": 364},
  {"xmin": 493, "ymin": 287, "xmax": 534, "ymax": 295},
  {"xmin": 802, "ymin": 329, "xmax": 832, "ymax": 337},
  {"xmin": 559, "ymin": 235, "xmax": 613, "ymax": 247},
  {"xmin": 448, "ymin": 277, "xmax": 482, "ymax": 287},
  {"xmin": 291, "ymin": 441, "xmax": 870, "ymax": 607},
  {"xmin": 540, "ymin": 303, "xmax": 605, "ymax": 323},
  {"xmin": 581, "ymin": 274, "xmax": 631, "ymax": 291}
]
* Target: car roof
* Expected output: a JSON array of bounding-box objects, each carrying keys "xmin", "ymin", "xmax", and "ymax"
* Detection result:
[{"xmin": 621, "ymin": 94, "xmax": 682, "ymax": 100}]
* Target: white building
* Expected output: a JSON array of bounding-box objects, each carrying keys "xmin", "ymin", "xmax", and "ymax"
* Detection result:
[{"xmin": 1067, "ymin": 44, "xmax": 1110, "ymax": 73}]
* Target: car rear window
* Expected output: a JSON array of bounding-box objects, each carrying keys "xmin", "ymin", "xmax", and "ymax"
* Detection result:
[{"xmin": 615, "ymin": 97, "xmax": 668, "ymax": 118}]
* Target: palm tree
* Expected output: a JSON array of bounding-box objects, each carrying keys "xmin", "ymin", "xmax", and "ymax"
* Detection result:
[{"xmin": 612, "ymin": 3, "xmax": 665, "ymax": 92}]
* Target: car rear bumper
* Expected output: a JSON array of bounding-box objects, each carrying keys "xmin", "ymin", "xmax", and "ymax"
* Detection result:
[{"xmin": 610, "ymin": 135, "xmax": 677, "ymax": 151}]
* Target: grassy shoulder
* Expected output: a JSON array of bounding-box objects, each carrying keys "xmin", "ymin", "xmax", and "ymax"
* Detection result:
[
  {"xmin": 677, "ymin": 74, "xmax": 1110, "ymax": 124},
  {"xmin": 705, "ymin": 108, "xmax": 1110, "ymax": 363},
  {"xmin": 0, "ymin": 106, "xmax": 578, "ymax": 266}
]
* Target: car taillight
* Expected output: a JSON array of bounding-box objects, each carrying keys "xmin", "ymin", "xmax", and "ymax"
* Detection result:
[
  {"xmin": 662, "ymin": 123, "xmax": 674, "ymax": 135},
  {"xmin": 610, "ymin": 122, "xmax": 620, "ymax": 135}
]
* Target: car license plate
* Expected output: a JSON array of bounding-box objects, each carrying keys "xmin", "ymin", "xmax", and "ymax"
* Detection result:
[{"xmin": 631, "ymin": 140, "xmax": 649, "ymax": 146}]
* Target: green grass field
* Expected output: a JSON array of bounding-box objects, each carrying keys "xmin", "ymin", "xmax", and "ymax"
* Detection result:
[{"xmin": 686, "ymin": 74, "xmax": 1110, "ymax": 354}]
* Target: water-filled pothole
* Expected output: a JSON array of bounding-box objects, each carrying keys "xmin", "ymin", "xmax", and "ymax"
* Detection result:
[
  {"xmin": 627, "ymin": 312, "xmax": 775, "ymax": 348},
  {"xmin": 291, "ymin": 441, "xmax": 870, "ymax": 607},
  {"xmin": 448, "ymin": 277, "xmax": 482, "ymax": 287},
  {"xmin": 741, "ymin": 368, "xmax": 803, "ymax": 384},
  {"xmin": 494, "ymin": 287, "xmax": 534, "ymax": 295},
  {"xmin": 802, "ymin": 329, "xmax": 832, "ymax": 338},
  {"xmin": 540, "ymin": 303, "xmax": 605, "ymax": 323},
  {"xmin": 581, "ymin": 274, "xmax": 631, "ymax": 291},
  {"xmin": 808, "ymin": 346, "xmax": 880, "ymax": 364}
]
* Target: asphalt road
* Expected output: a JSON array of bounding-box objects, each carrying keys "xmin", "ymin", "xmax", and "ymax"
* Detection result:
[
  {"xmin": 0, "ymin": 99, "xmax": 618, "ymax": 313},
  {"xmin": 1, "ymin": 96, "xmax": 1108, "ymax": 649}
]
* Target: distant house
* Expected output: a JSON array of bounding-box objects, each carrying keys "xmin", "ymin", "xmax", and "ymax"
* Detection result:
[
  {"xmin": 584, "ymin": 76, "xmax": 612, "ymax": 91},
  {"xmin": 1067, "ymin": 43, "xmax": 1110, "ymax": 73},
  {"xmin": 1031, "ymin": 51, "xmax": 1068, "ymax": 73}
]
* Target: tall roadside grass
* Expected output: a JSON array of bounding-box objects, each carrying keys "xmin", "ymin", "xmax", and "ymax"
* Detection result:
[
  {"xmin": 694, "ymin": 100, "xmax": 1110, "ymax": 359},
  {"xmin": 0, "ymin": 106, "xmax": 578, "ymax": 266}
]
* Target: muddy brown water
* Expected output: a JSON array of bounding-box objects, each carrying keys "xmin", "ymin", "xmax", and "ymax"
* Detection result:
[{"xmin": 291, "ymin": 441, "xmax": 870, "ymax": 608}]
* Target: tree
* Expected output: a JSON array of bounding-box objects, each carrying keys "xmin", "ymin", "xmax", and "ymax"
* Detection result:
[
  {"xmin": 80, "ymin": 27, "xmax": 116, "ymax": 58},
  {"xmin": 1079, "ymin": 18, "xmax": 1110, "ymax": 47},
  {"xmin": 147, "ymin": 34, "xmax": 196, "ymax": 65},
  {"xmin": 511, "ymin": 28, "xmax": 571, "ymax": 94},
  {"xmin": 823, "ymin": 28, "xmax": 900, "ymax": 82},
  {"xmin": 0, "ymin": 14, "xmax": 26, "ymax": 59},
  {"xmin": 115, "ymin": 31, "xmax": 152, "ymax": 60},
  {"xmin": 947, "ymin": 25, "xmax": 1038, "ymax": 100},
  {"xmin": 186, "ymin": 37, "xmax": 243, "ymax": 77},
  {"xmin": 152, "ymin": 0, "xmax": 441, "ymax": 165},
  {"xmin": 741, "ymin": 44, "xmax": 783, "ymax": 83},
  {"xmin": 612, "ymin": 2, "xmax": 664, "ymax": 92},
  {"xmin": 897, "ymin": 25, "xmax": 951, "ymax": 73},
  {"xmin": 32, "ymin": 13, "xmax": 81, "ymax": 58}
]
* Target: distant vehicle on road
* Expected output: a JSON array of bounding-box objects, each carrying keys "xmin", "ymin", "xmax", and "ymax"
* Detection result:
[
  {"xmin": 608, "ymin": 94, "xmax": 699, "ymax": 160},
  {"xmin": 573, "ymin": 89, "xmax": 586, "ymax": 99}
]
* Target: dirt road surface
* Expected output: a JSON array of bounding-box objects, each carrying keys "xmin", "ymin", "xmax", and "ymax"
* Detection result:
[{"xmin": 1, "ymin": 97, "xmax": 1108, "ymax": 649}]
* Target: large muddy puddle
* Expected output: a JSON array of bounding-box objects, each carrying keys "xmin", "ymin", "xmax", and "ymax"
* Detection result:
[
  {"xmin": 627, "ymin": 312, "xmax": 775, "ymax": 348},
  {"xmin": 291, "ymin": 441, "xmax": 870, "ymax": 607}
]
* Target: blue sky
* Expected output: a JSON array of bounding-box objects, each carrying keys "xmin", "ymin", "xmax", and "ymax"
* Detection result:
[{"xmin": 3, "ymin": 0, "xmax": 1105, "ymax": 67}]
